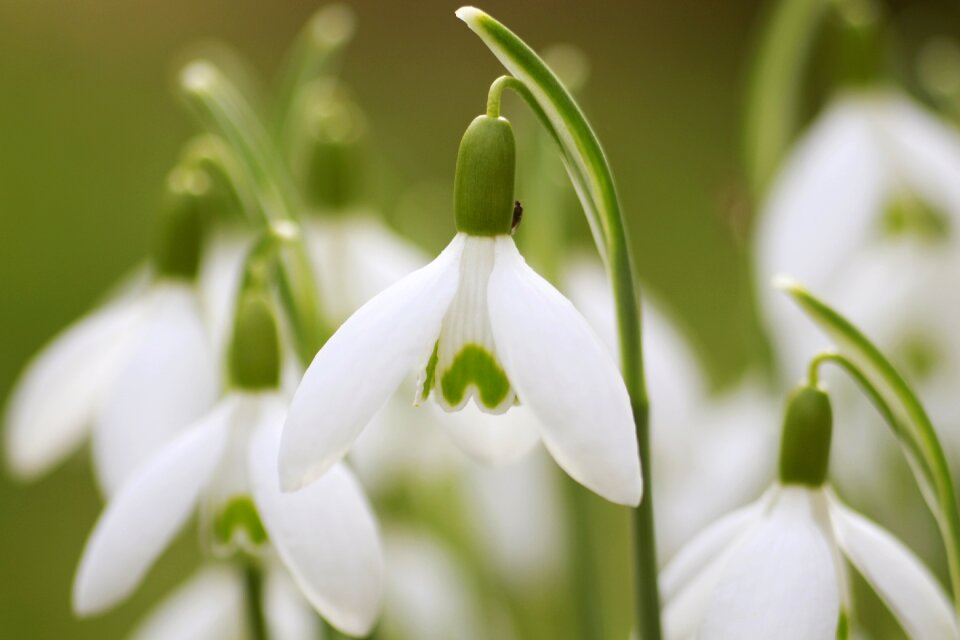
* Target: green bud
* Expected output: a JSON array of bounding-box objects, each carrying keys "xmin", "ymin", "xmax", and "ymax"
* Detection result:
[
  {"xmin": 229, "ymin": 292, "xmax": 281, "ymax": 391},
  {"xmin": 294, "ymin": 81, "xmax": 366, "ymax": 212},
  {"xmin": 153, "ymin": 167, "xmax": 210, "ymax": 280},
  {"xmin": 778, "ymin": 384, "xmax": 833, "ymax": 486},
  {"xmin": 454, "ymin": 115, "xmax": 516, "ymax": 236}
]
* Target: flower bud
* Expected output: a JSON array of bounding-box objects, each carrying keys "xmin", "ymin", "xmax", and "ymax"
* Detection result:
[
  {"xmin": 454, "ymin": 114, "xmax": 516, "ymax": 236},
  {"xmin": 153, "ymin": 167, "xmax": 210, "ymax": 280},
  {"xmin": 778, "ymin": 384, "xmax": 833, "ymax": 486},
  {"xmin": 294, "ymin": 81, "xmax": 366, "ymax": 212},
  {"xmin": 229, "ymin": 292, "xmax": 281, "ymax": 391}
]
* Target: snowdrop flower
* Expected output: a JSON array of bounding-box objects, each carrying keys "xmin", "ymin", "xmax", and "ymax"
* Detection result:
[
  {"xmin": 5, "ymin": 168, "xmax": 219, "ymax": 494},
  {"xmin": 661, "ymin": 384, "xmax": 958, "ymax": 639},
  {"xmin": 756, "ymin": 89, "xmax": 960, "ymax": 379},
  {"xmin": 281, "ymin": 113, "xmax": 641, "ymax": 506},
  {"xmin": 130, "ymin": 564, "xmax": 318, "ymax": 640},
  {"xmin": 72, "ymin": 287, "xmax": 383, "ymax": 636}
]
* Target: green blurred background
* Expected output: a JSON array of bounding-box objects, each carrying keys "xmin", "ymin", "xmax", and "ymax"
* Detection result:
[{"xmin": 1, "ymin": 0, "xmax": 957, "ymax": 637}]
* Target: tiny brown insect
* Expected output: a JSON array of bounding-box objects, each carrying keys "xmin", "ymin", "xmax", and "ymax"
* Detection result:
[{"xmin": 511, "ymin": 200, "xmax": 523, "ymax": 233}]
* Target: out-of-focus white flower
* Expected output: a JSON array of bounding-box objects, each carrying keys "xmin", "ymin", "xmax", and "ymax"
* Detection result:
[
  {"xmin": 72, "ymin": 391, "xmax": 383, "ymax": 637},
  {"xmin": 382, "ymin": 528, "xmax": 516, "ymax": 640},
  {"xmin": 756, "ymin": 89, "xmax": 960, "ymax": 380},
  {"xmin": 4, "ymin": 276, "xmax": 219, "ymax": 495},
  {"xmin": 661, "ymin": 484, "xmax": 958, "ymax": 639},
  {"xmin": 564, "ymin": 257, "xmax": 777, "ymax": 557},
  {"xmin": 304, "ymin": 213, "xmax": 429, "ymax": 326},
  {"xmin": 129, "ymin": 564, "xmax": 317, "ymax": 640}
]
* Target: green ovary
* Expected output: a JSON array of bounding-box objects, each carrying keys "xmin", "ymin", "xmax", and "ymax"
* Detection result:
[
  {"xmin": 214, "ymin": 495, "xmax": 268, "ymax": 547},
  {"xmin": 439, "ymin": 343, "xmax": 511, "ymax": 410}
]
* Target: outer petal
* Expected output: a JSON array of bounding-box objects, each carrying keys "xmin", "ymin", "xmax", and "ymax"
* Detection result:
[
  {"xmin": 698, "ymin": 487, "xmax": 839, "ymax": 640},
  {"xmin": 4, "ymin": 298, "xmax": 144, "ymax": 480},
  {"xmin": 263, "ymin": 564, "xmax": 321, "ymax": 640},
  {"xmin": 882, "ymin": 93, "xmax": 960, "ymax": 218},
  {"xmin": 660, "ymin": 491, "xmax": 770, "ymax": 602},
  {"xmin": 432, "ymin": 402, "xmax": 540, "ymax": 466},
  {"xmin": 73, "ymin": 398, "xmax": 235, "ymax": 615},
  {"xmin": 487, "ymin": 237, "xmax": 641, "ymax": 505},
  {"xmin": 250, "ymin": 406, "xmax": 383, "ymax": 636},
  {"xmin": 280, "ymin": 234, "xmax": 464, "ymax": 491},
  {"xmin": 93, "ymin": 283, "xmax": 219, "ymax": 495},
  {"xmin": 129, "ymin": 566, "xmax": 243, "ymax": 640},
  {"xmin": 827, "ymin": 491, "xmax": 959, "ymax": 639}
]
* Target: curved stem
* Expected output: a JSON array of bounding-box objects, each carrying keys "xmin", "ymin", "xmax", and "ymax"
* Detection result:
[
  {"xmin": 180, "ymin": 61, "xmax": 329, "ymax": 365},
  {"xmin": 242, "ymin": 558, "xmax": 270, "ymax": 640},
  {"xmin": 482, "ymin": 68, "xmax": 658, "ymax": 638},
  {"xmin": 808, "ymin": 348, "xmax": 960, "ymax": 609}
]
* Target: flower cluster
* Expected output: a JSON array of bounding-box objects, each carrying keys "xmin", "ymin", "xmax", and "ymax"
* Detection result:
[{"xmin": 4, "ymin": 3, "xmax": 960, "ymax": 640}]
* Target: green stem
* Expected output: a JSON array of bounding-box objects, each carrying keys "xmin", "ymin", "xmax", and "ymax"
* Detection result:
[
  {"xmin": 743, "ymin": 0, "xmax": 832, "ymax": 197},
  {"xmin": 461, "ymin": 9, "xmax": 659, "ymax": 634},
  {"xmin": 179, "ymin": 60, "xmax": 329, "ymax": 365},
  {"xmin": 242, "ymin": 559, "xmax": 270, "ymax": 640},
  {"xmin": 563, "ymin": 477, "xmax": 606, "ymax": 640},
  {"xmin": 485, "ymin": 74, "xmax": 659, "ymax": 640}
]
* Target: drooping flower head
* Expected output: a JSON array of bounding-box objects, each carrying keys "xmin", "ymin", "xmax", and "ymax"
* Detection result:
[
  {"xmin": 4, "ymin": 167, "xmax": 220, "ymax": 495},
  {"xmin": 72, "ymin": 250, "xmax": 383, "ymax": 637},
  {"xmin": 661, "ymin": 383, "xmax": 959, "ymax": 639},
  {"xmin": 281, "ymin": 111, "xmax": 642, "ymax": 506}
]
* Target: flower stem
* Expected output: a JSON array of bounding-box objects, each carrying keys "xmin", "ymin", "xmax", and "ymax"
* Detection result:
[
  {"xmin": 463, "ymin": 9, "xmax": 661, "ymax": 634},
  {"xmin": 242, "ymin": 558, "xmax": 270, "ymax": 640}
]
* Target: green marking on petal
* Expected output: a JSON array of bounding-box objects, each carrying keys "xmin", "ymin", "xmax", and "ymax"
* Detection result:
[
  {"xmin": 213, "ymin": 495, "xmax": 268, "ymax": 547},
  {"xmin": 419, "ymin": 341, "xmax": 440, "ymax": 403},
  {"xmin": 440, "ymin": 343, "xmax": 511, "ymax": 409},
  {"xmin": 881, "ymin": 192, "xmax": 950, "ymax": 242},
  {"xmin": 836, "ymin": 608, "xmax": 849, "ymax": 640}
]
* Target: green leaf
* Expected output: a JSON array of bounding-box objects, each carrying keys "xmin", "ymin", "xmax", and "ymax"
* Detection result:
[
  {"xmin": 778, "ymin": 277, "xmax": 960, "ymax": 610},
  {"xmin": 743, "ymin": 0, "xmax": 831, "ymax": 196}
]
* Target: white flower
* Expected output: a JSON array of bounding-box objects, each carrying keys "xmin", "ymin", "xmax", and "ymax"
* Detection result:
[
  {"xmin": 130, "ymin": 564, "xmax": 318, "ymax": 640},
  {"xmin": 4, "ymin": 276, "xmax": 219, "ymax": 494},
  {"xmin": 756, "ymin": 89, "xmax": 960, "ymax": 379},
  {"xmin": 661, "ymin": 483, "xmax": 959, "ymax": 639},
  {"xmin": 72, "ymin": 391, "xmax": 383, "ymax": 637},
  {"xmin": 304, "ymin": 212, "xmax": 429, "ymax": 326},
  {"xmin": 281, "ymin": 232, "xmax": 641, "ymax": 506}
]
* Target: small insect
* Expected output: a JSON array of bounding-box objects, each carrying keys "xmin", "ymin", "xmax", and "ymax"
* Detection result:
[{"xmin": 511, "ymin": 200, "xmax": 523, "ymax": 234}]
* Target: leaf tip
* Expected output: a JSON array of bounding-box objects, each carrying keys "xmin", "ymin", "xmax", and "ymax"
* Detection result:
[
  {"xmin": 455, "ymin": 6, "xmax": 484, "ymax": 24},
  {"xmin": 772, "ymin": 273, "xmax": 803, "ymax": 295}
]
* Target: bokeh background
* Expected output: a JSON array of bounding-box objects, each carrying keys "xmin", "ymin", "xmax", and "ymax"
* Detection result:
[{"xmin": 3, "ymin": 0, "xmax": 960, "ymax": 637}]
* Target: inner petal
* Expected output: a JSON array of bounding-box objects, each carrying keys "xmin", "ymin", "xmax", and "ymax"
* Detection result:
[{"xmin": 420, "ymin": 235, "xmax": 516, "ymax": 414}]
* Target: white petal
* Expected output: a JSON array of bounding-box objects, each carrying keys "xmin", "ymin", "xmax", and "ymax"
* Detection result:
[
  {"xmin": 198, "ymin": 227, "xmax": 253, "ymax": 357},
  {"xmin": 73, "ymin": 398, "xmax": 235, "ymax": 615},
  {"xmin": 129, "ymin": 566, "xmax": 243, "ymax": 640},
  {"xmin": 881, "ymin": 93, "xmax": 960, "ymax": 219},
  {"xmin": 382, "ymin": 529, "xmax": 483, "ymax": 640},
  {"xmin": 280, "ymin": 234, "xmax": 464, "ymax": 491},
  {"xmin": 250, "ymin": 407, "xmax": 383, "ymax": 636},
  {"xmin": 699, "ymin": 487, "xmax": 839, "ymax": 640},
  {"xmin": 264, "ymin": 564, "xmax": 321, "ymax": 640},
  {"xmin": 827, "ymin": 491, "xmax": 959, "ymax": 639},
  {"xmin": 306, "ymin": 215, "xmax": 428, "ymax": 325},
  {"xmin": 755, "ymin": 95, "xmax": 889, "ymax": 374},
  {"xmin": 660, "ymin": 492, "xmax": 769, "ymax": 602},
  {"xmin": 487, "ymin": 237, "xmax": 641, "ymax": 505},
  {"xmin": 4, "ymin": 298, "xmax": 144, "ymax": 480},
  {"xmin": 431, "ymin": 402, "xmax": 540, "ymax": 466},
  {"xmin": 93, "ymin": 282, "xmax": 220, "ymax": 495}
]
